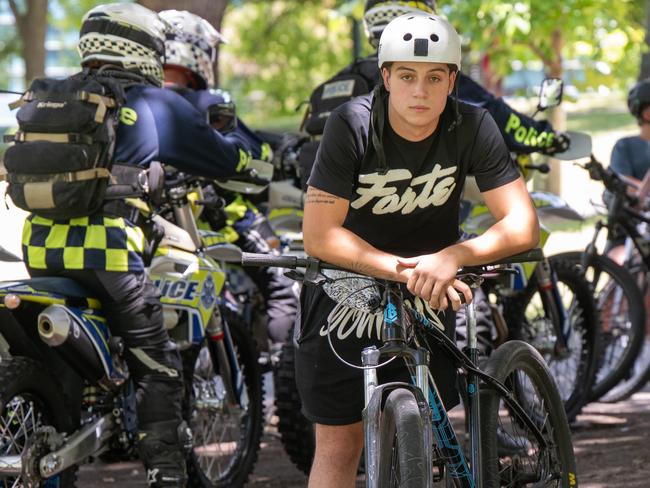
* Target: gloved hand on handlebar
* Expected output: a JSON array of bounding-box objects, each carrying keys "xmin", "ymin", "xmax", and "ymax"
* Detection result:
[{"xmin": 541, "ymin": 131, "xmax": 571, "ymax": 156}]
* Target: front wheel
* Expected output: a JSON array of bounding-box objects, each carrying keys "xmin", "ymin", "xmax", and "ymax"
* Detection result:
[
  {"xmin": 480, "ymin": 341, "xmax": 577, "ymax": 488},
  {"xmin": 377, "ymin": 388, "xmax": 427, "ymax": 488},
  {"xmin": 184, "ymin": 316, "xmax": 263, "ymax": 488}
]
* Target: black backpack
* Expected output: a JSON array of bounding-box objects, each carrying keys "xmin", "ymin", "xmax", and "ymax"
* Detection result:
[
  {"xmin": 303, "ymin": 72, "xmax": 371, "ymax": 137},
  {"xmin": 299, "ymin": 58, "xmax": 379, "ymax": 190},
  {"xmin": 4, "ymin": 69, "xmax": 126, "ymax": 219}
]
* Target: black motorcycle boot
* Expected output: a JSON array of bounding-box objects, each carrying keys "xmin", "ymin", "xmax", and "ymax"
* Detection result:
[{"xmin": 138, "ymin": 420, "xmax": 192, "ymax": 487}]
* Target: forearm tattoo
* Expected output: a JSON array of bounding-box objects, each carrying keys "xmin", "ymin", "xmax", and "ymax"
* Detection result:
[{"xmin": 305, "ymin": 190, "xmax": 340, "ymax": 205}]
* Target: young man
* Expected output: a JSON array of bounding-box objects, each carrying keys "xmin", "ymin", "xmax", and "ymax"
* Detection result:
[
  {"xmin": 299, "ymin": 13, "xmax": 539, "ymax": 487},
  {"xmin": 17, "ymin": 4, "xmax": 255, "ymax": 486},
  {"xmin": 160, "ymin": 9, "xmax": 297, "ymax": 346}
]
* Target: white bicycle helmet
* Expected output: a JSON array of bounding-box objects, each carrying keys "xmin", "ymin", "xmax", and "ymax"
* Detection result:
[
  {"xmin": 377, "ymin": 12, "xmax": 461, "ymax": 70},
  {"xmin": 78, "ymin": 3, "xmax": 168, "ymax": 86},
  {"xmin": 363, "ymin": 0, "xmax": 436, "ymax": 48},
  {"xmin": 160, "ymin": 10, "xmax": 227, "ymax": 89}
]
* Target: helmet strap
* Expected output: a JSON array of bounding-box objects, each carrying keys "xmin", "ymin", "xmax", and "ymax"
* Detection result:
[
  {"xmin": 370, "ymin": 83, "xmax": 389, "ymax": 175},
  {"xmin": 448, "ymin": 74, "xmax": 462, "ymax": 132}
]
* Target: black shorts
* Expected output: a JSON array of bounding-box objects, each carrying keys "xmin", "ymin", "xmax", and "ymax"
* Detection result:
[{"xmin": 295, "ymin": 283, "xmax": 459, "ymax": 425}]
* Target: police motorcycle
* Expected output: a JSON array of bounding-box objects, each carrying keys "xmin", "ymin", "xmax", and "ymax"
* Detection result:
[{"xmin": 0, "ymin": 165, "xmax": 263, "ymax": 488}]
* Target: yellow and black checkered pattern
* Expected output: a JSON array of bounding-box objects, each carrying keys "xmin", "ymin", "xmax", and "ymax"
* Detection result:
[{"xmin": 22, "ymin": 214, "xmax": 146, "ymax": 272}]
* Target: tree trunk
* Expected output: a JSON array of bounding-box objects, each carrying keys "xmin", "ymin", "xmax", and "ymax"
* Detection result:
[
  {"xmin": 9, "ymin": 0, "xmax": 48, "ymax": 86},
  {"xmin": 138, "ymin": 0, "xmax": 229, "ymax": 85},
  {"xmin": 544, "ymin": 29, "xmax": 565, "ymax": 196},
  {"xmin": 640, "ymin": 0, "xmax": 650, "ymax": 79}
]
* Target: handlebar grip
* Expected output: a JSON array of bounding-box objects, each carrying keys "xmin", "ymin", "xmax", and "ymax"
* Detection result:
[
  {"xmin": 490, "ymin": 248, "xmax": 544, "ymax": 265},
  {"xmin": 241, "ymin": 252, "xmax": 299, "ymax": 269}
]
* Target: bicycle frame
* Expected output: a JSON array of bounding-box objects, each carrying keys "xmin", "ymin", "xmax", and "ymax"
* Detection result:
[{"xmin": 361, "ymin": 280, "xmax": 550, "ymax": 488}]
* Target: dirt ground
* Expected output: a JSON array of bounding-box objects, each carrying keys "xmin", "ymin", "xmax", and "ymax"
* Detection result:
[{"xmin": 77, "ymin": 389, "xmax": 650, "ymax": 488}]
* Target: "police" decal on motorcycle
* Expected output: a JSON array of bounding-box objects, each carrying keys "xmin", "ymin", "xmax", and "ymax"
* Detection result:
[{"xmin": 154, "ymin": 279, "xmax": 199, "ymax": 301}]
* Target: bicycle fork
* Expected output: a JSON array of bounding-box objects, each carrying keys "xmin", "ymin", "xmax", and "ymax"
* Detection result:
[{"xmin": 361, "ymin": 346, "xmax": 434, "ymax": 488}]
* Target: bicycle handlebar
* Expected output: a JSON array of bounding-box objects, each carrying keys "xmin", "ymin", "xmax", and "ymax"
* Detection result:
[{"xmin": 241, "ymin": 248, "xmax": 544, "ymax": 275}]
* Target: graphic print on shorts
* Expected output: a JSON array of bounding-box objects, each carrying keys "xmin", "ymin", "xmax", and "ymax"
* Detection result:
[{"xmin": 320, "ymin": 295, "xmax": 446, "ymax": 341}]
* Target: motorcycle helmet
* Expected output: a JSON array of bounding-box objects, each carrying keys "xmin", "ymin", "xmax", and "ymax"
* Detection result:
[
  {"xmin": 160, "ymin": 10, "xmax": 227, "ymax": 89},
  {"xmin": 627, "ymin": 79, "xmax": 650, "ymax": 122},
  {"xmin": 364, "ymin": 0, "xmax": 436, "ymax": 48},
  {"xmin": 78, "ymin": 3, "xmax": 169, "ymax": 86}
]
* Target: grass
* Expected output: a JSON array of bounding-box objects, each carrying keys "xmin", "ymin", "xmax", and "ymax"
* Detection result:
[
  {"xmin": 567, "ymin": 109, "xmax": 637, "ymax": 134},
  {"xmin": 249, "ymin": 113, "xmax": 304, "ymax": 133}
]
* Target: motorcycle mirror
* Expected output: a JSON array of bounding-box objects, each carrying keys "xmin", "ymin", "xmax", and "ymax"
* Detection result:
[
  {"xmin": 553, "ymin": 131, "xmax": 592, "ymax": 161},
  {"xmin": 205, "ymin": 243, "xmax": 243, "ymax": 262},
  {"xmin": 538, "ymin": 78, "xmax": 563, "ymax": 111}
]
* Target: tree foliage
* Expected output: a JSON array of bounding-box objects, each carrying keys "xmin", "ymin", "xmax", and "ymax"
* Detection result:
[
  {"xmin": 220, "ymin": 0, "xmax": 370, "ymax": 119},
  {"xmin": 445, "ymin": 0, "xmax": 645, "ymax": 86},
  {"xmin": 1, "ymin": 0, "xmax": 104, "ymax": 87}
]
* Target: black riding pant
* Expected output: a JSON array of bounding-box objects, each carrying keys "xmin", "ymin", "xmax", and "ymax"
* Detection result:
[{"xmin": 28, "ymin": 267, "xmax": 183, "ymax": 427}]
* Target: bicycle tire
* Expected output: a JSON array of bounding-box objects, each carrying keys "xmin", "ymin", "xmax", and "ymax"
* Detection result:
[
  {"xmin": 601, "ymin": 336, "xmax": 650, "ymax": 402},
  {"xmin": 601, "ymin": 261, "xmax": 650, "ymax": 402},
  {"xmin": 480, "ymin": 341, "xmax": 577, "ymax": 488},
  {"xmin": 504, "ymin": 255, "xmax": 601, "ymax": 420},
  {"xmin": 377, "ymin": 388, "xmax": 428, "ymax": 488},
  {"xmin": 552, "ymin": 252, "xmax": 646, "ymax": 401}
]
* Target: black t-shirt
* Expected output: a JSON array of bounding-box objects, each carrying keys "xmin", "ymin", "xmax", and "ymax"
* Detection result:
[
  {"xmin": 297, "ymin": 94, "xmax": 520, "ymax": 418},
  {"xmin": 308, "ymin": 93, "xmax": 520, "ymax": 256}
]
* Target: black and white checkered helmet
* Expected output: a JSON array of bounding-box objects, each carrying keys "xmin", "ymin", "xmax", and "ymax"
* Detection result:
[
  {"xmin": 160, "ymin": 10, "xmax": 227, "ymax": 89},
  {"xmin": 78, "ymin": 3, "xmax": 169, "ymax": 86},
  {"xmin": 364, "ymin": 0, "xmax": 436, "ymax": 48}
]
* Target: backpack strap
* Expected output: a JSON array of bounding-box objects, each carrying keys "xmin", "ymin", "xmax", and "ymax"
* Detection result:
[
  {"xmin": 5, "ymin": 131, "xmax": 94, "ymax": 144},
  {"xmin": 6, "ymin": 167, "xmax": 111, "ymax": 184},
  {"xmin": 77, "ymin": 91, "xmax": 117, "ymax": 123}
]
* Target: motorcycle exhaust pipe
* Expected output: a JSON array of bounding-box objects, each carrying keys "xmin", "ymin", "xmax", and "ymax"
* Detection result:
[{"xmin": 37, "ymin": 305, "xmax": 106, "ymax": 383}]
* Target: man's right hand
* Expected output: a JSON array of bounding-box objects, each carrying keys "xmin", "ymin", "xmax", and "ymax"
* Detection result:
[{"xmin": 397, "ymin": 249, "xmax": 473, "ymax": 312}]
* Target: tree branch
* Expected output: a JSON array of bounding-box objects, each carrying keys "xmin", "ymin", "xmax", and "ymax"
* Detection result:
[
  {"xmin": 7, "ymin": 0, "xmax": 21, "ymax": 19},
  {"xmin": 522, "ymin": 41, "xmax": 553, "ymax": 68},
  {"xmin": 7, "ymin": 0, "xmax": 24, "ymax": 34}
]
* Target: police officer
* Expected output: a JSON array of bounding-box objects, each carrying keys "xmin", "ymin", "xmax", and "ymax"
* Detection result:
[
  {"xmin": 20, "ymin": 4, "xmax": 254, "ymax": 486},
  {"xmin": 160, "ymin": 9, "xmax": 298, "ymax": 346}
]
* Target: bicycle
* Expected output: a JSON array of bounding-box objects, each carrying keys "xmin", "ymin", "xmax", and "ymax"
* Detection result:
[
  {"xmin": 552, "ymin": 151, "xmax": 648, "ymax": 402},
  {"xmin": 240, "ymin": 248, "xmax": 577, "ymax": 487}
]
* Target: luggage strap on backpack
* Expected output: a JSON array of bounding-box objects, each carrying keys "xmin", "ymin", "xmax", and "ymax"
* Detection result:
[
  {"xmin": 5, "ymin": 168, "xmax": 111, "ymax": 184},
  {"xmin": 4, "ymin": 131, "xmax": 94, "ymax": 144},
  {"xmin": 9, "ymin": 90, "xmax": 117, "ymax": 123}
]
